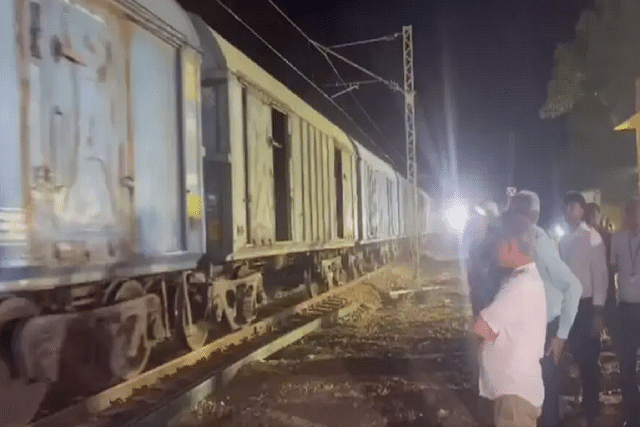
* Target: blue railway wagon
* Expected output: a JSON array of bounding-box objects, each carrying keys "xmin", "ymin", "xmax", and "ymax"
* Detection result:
[{"xmin": 0, "ymin": 0, "xmax": 204, "ymax": 423}]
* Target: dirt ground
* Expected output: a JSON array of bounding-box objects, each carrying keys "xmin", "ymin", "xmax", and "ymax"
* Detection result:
[{"xmin": 175, "ymin": 258, "xmax": 628, "ymax": 427}]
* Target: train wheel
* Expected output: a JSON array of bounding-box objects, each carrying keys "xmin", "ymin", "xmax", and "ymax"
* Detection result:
[
  {"xmin": 0, "ymin": 298, "xmax": 47, "ymax": 426},
  {"xmin": 111, "ymin": 281, "xmax": 151, "ymax": 380},
  {"xmin": 0, "ymin": 358, "xmax": 48, "ymax": 427},
  {"xmin": 176, "ymin": 287, "xmax": 210, "ymax": 351}
]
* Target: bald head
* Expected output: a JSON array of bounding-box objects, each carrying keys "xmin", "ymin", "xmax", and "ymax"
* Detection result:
[{"xmin": 508, "ymin": 190, "xmax": 541, "ymax": 225}]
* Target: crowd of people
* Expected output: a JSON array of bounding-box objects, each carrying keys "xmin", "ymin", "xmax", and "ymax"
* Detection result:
[{"xmin": 464, "ymin": 190, "xmax": 640, "ymax": 427}]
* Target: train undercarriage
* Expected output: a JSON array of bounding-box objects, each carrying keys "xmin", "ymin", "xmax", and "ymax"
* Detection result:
[{"xmin": 0, "ymin": 239, "xmax": 408, "ymax": 426}]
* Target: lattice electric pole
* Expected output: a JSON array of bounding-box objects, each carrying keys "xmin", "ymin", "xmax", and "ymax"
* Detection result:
[
  {"xmin": 303, "ymin": 23, "xmax": 421, "ymax": 280},
  {"xmin": 403, "ymin": 26, "xmax": 419, "ymax": 279}
]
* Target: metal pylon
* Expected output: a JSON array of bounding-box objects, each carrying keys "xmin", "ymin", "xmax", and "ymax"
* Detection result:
[{"xmin": 403, "ymin": 26, "xmax": 419, "ymax": 280}]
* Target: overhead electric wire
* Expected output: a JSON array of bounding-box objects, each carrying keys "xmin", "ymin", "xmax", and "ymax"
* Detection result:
[
  {"xmin": 266, "ymin": 0, "xmax": 404, "ymax": 166},
  {"xmin": 329, "ymin": 34, "xmax": 401, "ymax": 49},
  {"xmin": 320, "ymin": 49, "xmax": 390, "ymax": 141},
  {"xmin": 212, "ymin": 0, "xmax": 390, "ymax": 160},
  {"xmin": 266, "ymin": 0, "xmax": 403, "ymax": 95},
  {"xmin": 322, "ymin": 46, "xmax": 404, "ymax": 94},
  {"xmin": 326, "ymin": 79, "xmax": 380, "ymax": 87}
]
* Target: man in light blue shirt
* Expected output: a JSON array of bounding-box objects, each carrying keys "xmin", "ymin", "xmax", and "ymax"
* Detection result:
[{"xmin": 508, "ymin": 190, "xmax": 582, "ymax": 427}]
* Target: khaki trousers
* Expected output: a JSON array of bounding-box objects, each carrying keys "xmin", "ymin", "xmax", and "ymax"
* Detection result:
[{"xmin": 494, "ymin": 395, "xmax": 541, "ymax": 427}]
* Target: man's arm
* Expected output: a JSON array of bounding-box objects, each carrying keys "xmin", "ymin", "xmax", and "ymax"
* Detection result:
[
  {"xmin": 537, "ymin": 232, "xmax": 582, "ymax": 339},
  {"xmin": 479, "ymin": 278, "xmax": 519, "ymax": 340},
  {"xmin": 473, "ymin": 315, "xmax": 498, "ymax": 341}
]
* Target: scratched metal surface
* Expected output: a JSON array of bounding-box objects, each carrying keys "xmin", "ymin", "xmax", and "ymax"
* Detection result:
[{"xmin": 1, "ymin": 0, "xmax": 203, "ymax": 289}]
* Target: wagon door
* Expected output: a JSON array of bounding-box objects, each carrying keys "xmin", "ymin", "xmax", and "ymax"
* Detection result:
[
  {"xmin": 130, "ymin": 27, "xmax": 182, "ymax": 255},
  {"xmin": 29, "ymin": 0, "xmax": 124, "ymax": 263}
]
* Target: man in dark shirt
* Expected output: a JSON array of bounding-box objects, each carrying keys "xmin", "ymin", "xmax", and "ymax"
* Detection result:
[{"xmin": 462, "ymin": 202, "xmax": 503, "ymax": 316}]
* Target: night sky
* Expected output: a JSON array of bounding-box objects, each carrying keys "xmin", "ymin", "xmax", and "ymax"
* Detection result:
[{"xmin": 179, "ymin": 0, "xmax": 593, "ymax": 225}]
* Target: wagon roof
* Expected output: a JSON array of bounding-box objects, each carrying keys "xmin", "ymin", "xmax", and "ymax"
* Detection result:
[
  {"xmin": 140, "ymin": 0, "xmax": 200, "ymax": 48},
  {"xmin": 188, "ymin": 14, "xmax": 357, "ymax": 153},
  {"xmin": 352, "ymin": 139, "xmax": 397, "ymax": 177}
]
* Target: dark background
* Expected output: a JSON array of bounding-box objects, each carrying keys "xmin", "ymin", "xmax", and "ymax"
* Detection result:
[{"xmin": 179, "ymin": 0, "xmax": 596, "ymax": 225}]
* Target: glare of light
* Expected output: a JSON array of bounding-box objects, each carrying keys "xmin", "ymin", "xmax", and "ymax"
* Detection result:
[
  {"xmin": 554, "ymin": 224, "xmax": 565, "ymax": 238},
  {"xmin": 445, "ymin": 201, "xmax": 469, "ymax": 234},
  {"xmin": 474, "ymin": 205, "xmax": 486, "ymax": 216}
]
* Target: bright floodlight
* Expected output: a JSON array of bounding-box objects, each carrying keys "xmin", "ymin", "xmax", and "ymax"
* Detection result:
[
  {"xmin": 445, "ymin": 202, "xmax": 469, "ymax": 234},
  {"xmin": 554, "ymin": 224, "xmax": 565, "ymax": 238}
]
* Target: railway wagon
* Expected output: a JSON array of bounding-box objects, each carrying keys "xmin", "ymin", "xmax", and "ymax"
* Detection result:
[
  {"xmin": 188, "ymin": 15, "xmax": 361, "ymax": 331},
  {"xmin": 393, "ymin": 173, "xmax": 430, "ymax": 252},
  {"xmin": 354, "ymin": 140, "xmax": 401, "ymax": 271},
  {"xmin": 0, "ymin": 0, "xmax": 206, "ymax": 424}
]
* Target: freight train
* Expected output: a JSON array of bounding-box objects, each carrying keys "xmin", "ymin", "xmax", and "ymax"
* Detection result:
[{"xmin": 0, "ymin": 0, "xmax": 430, "ymax": 423}]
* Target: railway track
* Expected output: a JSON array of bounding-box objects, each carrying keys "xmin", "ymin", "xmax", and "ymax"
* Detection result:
[{"xmin": 29, "ymin": 265, "xmax": 394, "ymax": 427}]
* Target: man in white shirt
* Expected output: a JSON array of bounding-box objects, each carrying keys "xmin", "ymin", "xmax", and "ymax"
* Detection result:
[
  {"xmin": 558, "ymin": 192, "xmax": 608, "ymax": 427},
  {"xmin": 461, "ymin": 202, "xmax": 504, "ymax": 427},
  {"xmin": 609, "ymin": 200, "xmax": 640, "ymax": 427},
  {"xmin": 473, "ymin": 211, "xmax": 547, "ymax": 427},
  {"xmin": 507, "ymin": 190, "xmax": 582, "ymax": 427}
]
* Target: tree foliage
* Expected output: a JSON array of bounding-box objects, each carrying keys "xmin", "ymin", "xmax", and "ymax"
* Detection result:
[
  {"xmin": 540, "ymin": 0, "xmax": 640, "ymax": 198},
  {"xmin": 540, "ymin": 43, "xmax": 584, "ymax": 120},
  {"xmin": 541, "ymin": 0, "xmax": 640, "ymax": 123}
]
